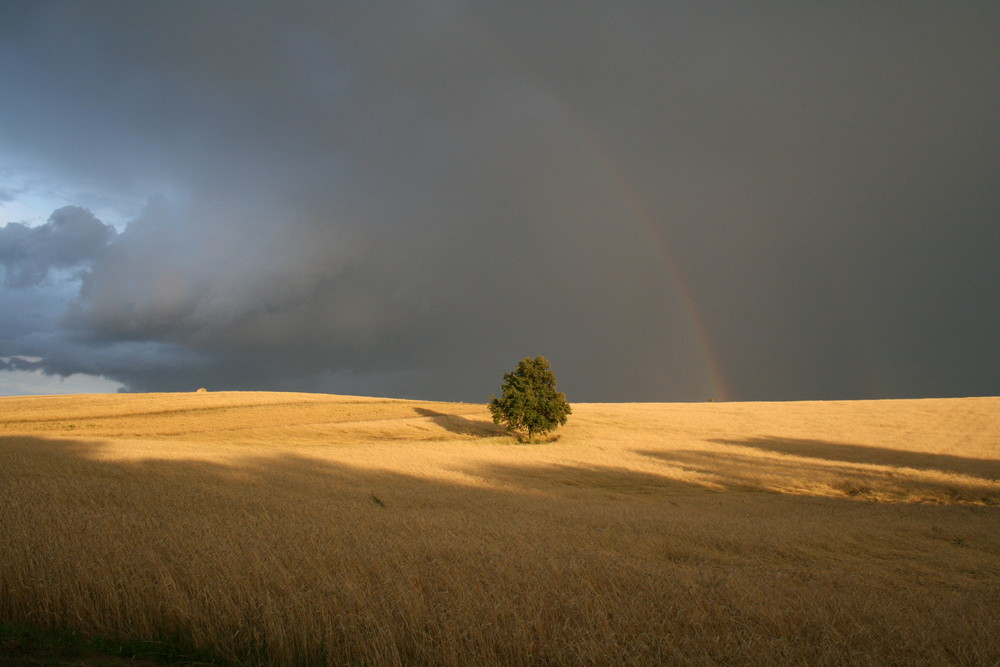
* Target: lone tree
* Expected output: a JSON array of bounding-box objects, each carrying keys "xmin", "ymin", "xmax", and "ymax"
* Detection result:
[{"xmin": 489, "ymin": 356, "xmax": 571, "ymax": 442}]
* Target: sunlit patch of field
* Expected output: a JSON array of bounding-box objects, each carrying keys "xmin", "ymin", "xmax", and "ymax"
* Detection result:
[{"xmin": 2, "ymin": 392, "xmax": 998, "ymax": 665}]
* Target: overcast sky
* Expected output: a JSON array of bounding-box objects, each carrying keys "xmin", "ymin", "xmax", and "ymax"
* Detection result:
[{"xmin": 1, "ymin": 1, "xmax": 997, "ymax": 402}]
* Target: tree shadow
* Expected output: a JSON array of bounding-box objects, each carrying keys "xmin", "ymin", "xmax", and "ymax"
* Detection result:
[
  {"xmin": 708, "ymin": 437, "xmax": 1000, "ymax": 481},
  {"xmin": 412, "ymin": 407, "xmax": 507, "ymax": 437}
]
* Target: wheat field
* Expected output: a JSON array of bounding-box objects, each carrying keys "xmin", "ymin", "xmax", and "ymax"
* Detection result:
[{"xmin": 1, "ymin": 392, "xmax": 998, "ymax": 665}]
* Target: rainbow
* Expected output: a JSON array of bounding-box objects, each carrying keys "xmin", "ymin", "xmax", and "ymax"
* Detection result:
[
  {"xmin": 551, "ymin": 100, "xmax": 734, "ymax": 402},
  {"xmin": 601, "ymin": 160, "xmax": 733, "ymax": 402},
  {"xmin": 447, "ymin": 8, "xmax": 734, "ymax": 401}
]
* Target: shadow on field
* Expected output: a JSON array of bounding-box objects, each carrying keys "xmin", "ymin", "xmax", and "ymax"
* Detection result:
[
  {"xmin": 0, "ymin": 435, "xmax": 506, "ymax": 517},
  {"xmin": 412, "ymin": 408, "xmax": 507, "ymax": 437},
  {"xmin": 0, "ymin": 434, "xmax": 546, "ymax": 665},
  {"xmin": 638, "ymin": 443, "xmax": 1000, "ymax": 504},
  {"xmin": 467, "ymin": 462, "xmax": 702, "ymax": 496},
  {"xmin": 5, "ymin": 433, "xmax": 1000, "ymax": 667},
  {"xmin": 710, "ymin": 437, "xmax": 1000, "ymax": 481}
]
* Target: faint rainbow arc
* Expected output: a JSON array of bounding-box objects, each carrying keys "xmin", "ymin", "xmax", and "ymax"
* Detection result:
[
  {"xmin": 610, "ymin": 171, "xmax": 733, "ymax": 402},
  {"xmin": 554, "ymin": 110, "xmax": 734, "ymax": 401}
]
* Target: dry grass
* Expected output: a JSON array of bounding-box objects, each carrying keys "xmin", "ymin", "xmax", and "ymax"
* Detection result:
[{"xmin": 1, "ymin": 392, "xmax": 998, "ymax": 665}]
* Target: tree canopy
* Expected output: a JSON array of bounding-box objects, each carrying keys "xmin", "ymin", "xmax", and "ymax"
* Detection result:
[{"xmin": 488, "ymin": 356, "xmax": 571, "ymax": 441}]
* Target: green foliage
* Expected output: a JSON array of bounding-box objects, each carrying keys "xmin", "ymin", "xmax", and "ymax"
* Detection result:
[{"xmin": 488, "ymin": 356, "xmax": 571, "ymax": 441}]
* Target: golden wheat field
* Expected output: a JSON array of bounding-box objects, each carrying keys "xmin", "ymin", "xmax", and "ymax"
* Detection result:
[{"xmin": 1, "ymin": 392, "xmax": 998, "ymax": 665}]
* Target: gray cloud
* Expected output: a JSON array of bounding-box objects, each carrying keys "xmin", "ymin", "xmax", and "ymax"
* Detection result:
[
  {"xmin": 0, "ymin": 356, "xmax": 38, "ymax": 373},
  {"xmin": 0, "ymin": 1, "xmax": 997, "ymax": 400},
  {"xmin": 0, "ymin": 206, "xmax": 116, "ymax": 287}
]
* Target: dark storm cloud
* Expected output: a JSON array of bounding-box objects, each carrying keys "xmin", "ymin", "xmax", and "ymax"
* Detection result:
[
  {"xmin": 0, "ymin": 206, "xmax": 115, "ymax": 286},
  {"xmin": 0, "ymin": 356, "xmax": 36, "ymax": 372},
  {"xmin": 0, "ymin": 1, "xmax": 997, "ymax": 400}
]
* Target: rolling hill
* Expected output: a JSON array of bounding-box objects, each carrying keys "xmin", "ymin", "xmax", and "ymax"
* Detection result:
[{"xmin": 2, "ymin": 392, "xmax": 998, "ymax": 665}]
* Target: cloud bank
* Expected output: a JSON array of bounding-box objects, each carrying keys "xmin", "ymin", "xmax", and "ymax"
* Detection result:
[
  {"xmin": 0, "ymin": 1, "xmax": 998, "ymax": 400},
  {"xmin": 0, "ymin": 206, "xmax": 115, "ymax": 287}
]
